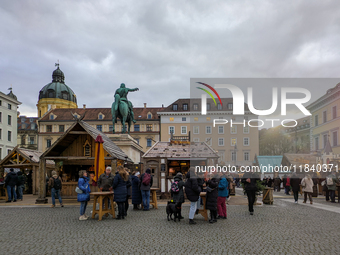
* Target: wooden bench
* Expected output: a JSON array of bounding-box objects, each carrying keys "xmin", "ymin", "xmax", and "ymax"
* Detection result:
[
  {"xmin": 198, "ymin": 192, "xmax": 208, "ymax": 221},
  {"xmin": 91, "ymin": 191, "xmax": 115, "ymax": 221}
]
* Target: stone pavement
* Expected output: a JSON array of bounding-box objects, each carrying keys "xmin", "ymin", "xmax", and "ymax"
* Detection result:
[{"xmin": 2, "ymin": 195, "xmax": 340, "ymax": 255}]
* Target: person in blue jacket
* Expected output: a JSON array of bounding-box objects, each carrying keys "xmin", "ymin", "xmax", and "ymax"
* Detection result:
[
  {"xmin": 112, "ymin": 166, "xmax": 130, "ymax": 219},
  {"xmin": 217, "ymin": 173, "xmax": 229, "ymax": 219},
  {"xmin": 131, "ymin": 171, "xmax": 142, "ymax": 210},
  {"xmin": 78, "ymin": 170, "xmax": 91, "ymax": 221}
]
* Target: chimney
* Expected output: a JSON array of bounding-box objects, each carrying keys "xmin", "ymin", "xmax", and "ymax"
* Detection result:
[
  {"xmin": 83, "ymin": 104, "xmax": 86, "ymax": 109},
  {"xmin": 144, "ymin": 103, "xmax": 147, "ymax": 108}
]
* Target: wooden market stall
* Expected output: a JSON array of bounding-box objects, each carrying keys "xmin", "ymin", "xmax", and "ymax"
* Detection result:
[
  {"xmin": 36, "ymin": 120, "xmax": 132, "ymax": 203},
  {"xmin": 0, "ymin": 146, "xmax": 55, "ymax": 198}
]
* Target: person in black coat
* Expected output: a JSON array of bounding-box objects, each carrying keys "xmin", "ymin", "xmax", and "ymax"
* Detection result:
[
  {"xmin": 184, "ymin": 168, "xmax": 200, "ymax": 224},
  {"xmin": 112, "ymin": 166, "xmax": 129, "ymax": 219},
  {"xmin": 5, "ymin": 169, "xmax": 18, "ymax": 202},
  {"xmin": 131, "ymin": 172, "xmax": 142, "ymax": 209},
  {"xmin": 206, "ymin": 174, "xmax": 219, "ymax": 223},
  {"xmin": 172, "ymin": 172, "xmax": 185, "ymax": 219},
  {"xmin": 197, "ymin": 172, "xmax": 205, "ymax": 207},
  {"xmin": 290, "ymin": 173, "xmax": 301, "ymax": 203},
  {"xmin": 241, "ymin": 171, "xmax": 260, "ymax": 215}
]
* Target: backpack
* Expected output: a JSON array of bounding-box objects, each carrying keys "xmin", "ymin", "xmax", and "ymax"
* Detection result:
[
  {"xmin": 326, "ymin": 177, "xmax": 333, "ymax": 186},
  {"xmin": 171, "ymin": 181, "xmax": 180, "ymax": 193},
  {"xmin": 53, "ymin": 177, "xmax": 62, "ymax": 190},
  {"xmin": 142, "ymin": 173, "xmax": 151, "ymax": 186}
]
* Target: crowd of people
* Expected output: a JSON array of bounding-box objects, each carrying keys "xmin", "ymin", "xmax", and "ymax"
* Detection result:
[
  {"xmin": 2, "ymin": 168, "xmax": 30, "ymax": 202},
  {"xmin": 262, "ymin": 173, "xmax": 340, "ymax": 204}
]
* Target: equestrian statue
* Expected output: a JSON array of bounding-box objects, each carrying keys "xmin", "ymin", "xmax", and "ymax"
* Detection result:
[{"xmin": 111, "ymin": 83, "xmax": 139, "ymax": 134}]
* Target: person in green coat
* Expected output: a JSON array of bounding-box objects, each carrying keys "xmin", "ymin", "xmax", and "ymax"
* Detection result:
[{"xmin": 326, "ymin": 173, "xmax": 339, "ymax": 203}]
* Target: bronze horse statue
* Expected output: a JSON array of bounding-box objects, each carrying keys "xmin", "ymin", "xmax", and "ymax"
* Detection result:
[{"xmin": 111, "ymin": 99, "xmax": 132, "ymax": 134}]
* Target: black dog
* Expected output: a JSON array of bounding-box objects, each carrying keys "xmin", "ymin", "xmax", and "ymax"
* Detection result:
[{"xmin": 166, "ymin": 201, "xmax": 182, "ymax": 222}]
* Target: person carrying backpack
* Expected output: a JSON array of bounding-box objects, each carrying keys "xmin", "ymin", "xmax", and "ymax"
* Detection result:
[
  {"xmin": 171, "ymin": 172, "xmax": 185, "ymax": 219},
  {"xmin": 140, "ymin": 168, "xmax": 153, "ymax": 211},
  {"xmin": 326, "ymin": 173, "xmax": 339, "ymax": 203},
  {"xmin": 48, "ymin": 171, "xmax": 63, "ymax": 208}
]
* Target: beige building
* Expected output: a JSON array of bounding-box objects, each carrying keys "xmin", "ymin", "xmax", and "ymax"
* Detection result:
[
  {"xmin": 158, "ymin": 98, "xmax": 259, "ymax": 167},
  {"xmin": 17, "ymin": 116, "xmax": 39, "ymax": 150},
  {"xmin": 38, "ymin": 105, "xmax": 162, "ymax": 154},
  {"xmin": 307, "ymin": 82, "xmax": 340, "ymax": 154}
]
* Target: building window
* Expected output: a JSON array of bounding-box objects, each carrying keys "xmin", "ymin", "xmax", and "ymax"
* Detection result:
[
  {"xmin": 96, "ymin": 125, "xmax": 102, "ymax": 131},
  {"xmin": 314, "ymin": 115, "xmax": 318, "ymax": 126},
  {"xmin": 135, "ymin": 138, "xmax": 139, "ymax": 144},
  {"xmin": 0, "ymin": 112, "xmax": 2, "ymax": 122},
  {"xmin": 217, "ymin": 103, "xmax": 222, "ymax": 110},
  {"xmin": 193, "ymin": 126, "xmax": 199, "ymax": 134},
  {"xmin": 183, "ymin": 104, "xmax": 188, "ymax": 111},
  {"xmin": 62, "ymin": 92, "xmax": 69, "ymax": 100},
  {"xmin": 182, "ymin": 117, "xmax": 186, "ymax": 121},
  {"xmin": 46, "ymin": 125, "xmax": 52, "ymax": 132},
  {"xmin": 0, "ymin": 100, "xmax": 1, "ymax": 106},
  {"xmin": 244, "ymin": 137, "xmax": 249, "ymax": 146},
  {"xmin": 30, "ymin": 137, "xmax": 34, "ymax": 145},
  {"xmin": 147, "ymin": 138, "xmax": 152, "ymax": 147},
  {"xmin": 323, "ymin": 134, "xmax": 327, "ymax": 148},
  {"xmin": 218, "ymin": 126, "xmax": 224, "ymax": 134},
  {"xmin": 8, "ymin": 115, "xmax": 11, "ymax": 125},
  {"xmin": 218, "ymin": 138, "xmax": 224, "ymax": 146},
  {"xmin": 231, "ymin": 151, "xmax": 237, "ymax": 161},
  {"xmin": 8, "ymin": 149, "xmax": 11, "ymax": 154},
  {"xmin": 181, "ymin": 126, "xmax": 187, "ymax": 134},
  {"xmin": 21, "ymin": 135, "xmax": 25, "ymax": 145},
  {"xmin": 231, "ymin": 126, "xmax": 237, "ymax": 134},
  {"xmin": 31, "ymin": 124, "xmax": 36, "ymax": 130},
  {"xmin": 172, "ymin": 104, "xmax": 178, "ymax": 111},
  {"xmin": 8, "ymin": 104, "xmax": 11, "ymax": 110},
  {"xmin": 170, "ymin": 117, "xmax": 174, "ymax": 121},
  {"xmin": 206, "ymin": 126, "xmax": 212, "ymax": 134},
  {"xmin": 193, "ymin": 104, "xmax": 198, "ymax": 111},
  {"xmin": 98, "ymin": 114, "xmax": 103, "ymax": 120},
  {"xmin": 244, "ymin": 152, "xmax": 249, "ymax": 161},
  {"xmin": 323, "ymin": 111, "xmax": 327, "ymax": 123},
  {"xmin": 194, "ymin": 117, "xmax": 198, "ymax": 121},
  {"xmin": 193, "ymin": 138, "xmax": 200, "ymax": 142},
  {"xmin": 147, "ymin": 114, "xmax": 152, "ymax": 119},
  {"xmin": 48, "ymin": 90, "xmax": 55, "ymax": 98},
  {"xmin": 30, "ymin": 118, "xmax": 33, "ymax": 123},
  {"xmin": 134, "ymin": 124, "xmax": 140, "ymax": 132},
  {"xmin": 8, "ymin": 131, "xmax": 11, "ymax": 142},
  {"xmin": 0, "ymin": 148, "xmax": 1, "ymax": 160},
  {"xmin": 315, "ymin": 137, "xmax": 319, "ymax": 151},
  {"xmin": 231, "ymin": 138, "xmax": 237, "ymax": 146},
  {"xmin": 21, "ymin": 124, "xmax": 25, "ymax": 129},
  {"xmin": 50, "ymin": 114, "xmax": 54, "ymax": 120},
  {"xmin": 169, "ymin": 126, "xmax": 175, "ymax": 134},
  {"xmin": 59, "ymin": 125, "xmax": 65, "ymax": 132},
  {"xmin": 109, "ymin": 125, "xmax": 113, "ymax": 132},
  {"xmin": 227, "ymin": 103, "xmax": 233, "ymax": 110},
  {"xmin": 47, "ymin": 139, "xmax": 51, "ymax": 148},
  {"xmin": 206, "ymin": 103, "xmax": 210, "ymax": 110},
  {"xmin": 206, "ymin": 117, "xmax": 211, "ymax": 121},
  {"xmin": 333, "ymin": 131, "xmax": 338, "ymax": 146},
  {"xmin": 146, "ymin": 124, "xmax": 153, "ymax": 131},
  {"xmin": 333, "ymin": 106, "xmax": 337, "ymax": 119},
  {"xmin": 0, "ymin": 129, "xmax": 1, "ymax": 139},
  {"xmin": 243, "ymin": 126, "xmax": 249, "ymax": 134}
]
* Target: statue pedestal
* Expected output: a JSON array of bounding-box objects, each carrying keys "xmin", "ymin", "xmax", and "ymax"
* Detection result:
[{"xmin": 108, "ymin": 134, "xmax": 143, "ymax": 164}]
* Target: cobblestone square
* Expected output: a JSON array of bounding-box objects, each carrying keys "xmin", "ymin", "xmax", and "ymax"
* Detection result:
[{"xmin": 1, "ymin": 195, "xmax": 340, "ymax": 255}]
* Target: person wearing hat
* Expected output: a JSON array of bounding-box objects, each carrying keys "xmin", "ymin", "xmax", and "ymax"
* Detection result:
[
  {"xmin": 172, "ymin": 172, "xmax": 185, "ymax": 219},
  {"xmin": 48, "ymin": 171, "xmax": 63, "ymax": 208}
]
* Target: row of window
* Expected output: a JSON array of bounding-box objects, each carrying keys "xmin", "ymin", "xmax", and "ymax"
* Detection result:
[
  {"xmin": 193, "ymin": 137, "xmax": 249, "ymax": 147},
  {"xmin": 169, "ymin": 116, "xmax": 247, "ymax": 122},
  {"xmin": 0, "ymin": 112, "xmax": 12, "ymax": 125},
  {"xmin": 218, "ymin": 151, "xmax": 250, "ymax": 162},
  {"xmin": 0, "ymin": 129, "xmax": 12, "ymax": 142},
  {"xmin": 172, "ymin": 103, "xmax": 233, "ymax": 111},
  {"xmin": 315, "ymin": 106, "xmax": 337, "ymax": 127},
  {"xmin": 21, "ymin": 136, "xmax": 35, "ymax": 145},
  {"xmin": 314, "ymin": 131, "xmax": 338, "ymax": 151},
  {"xmin": 169, "ymin": 125, "xmax": 249, "ymax": 135},
  {"xmin": 0, "ymin": 100, "xmax": 12, "ymax": 110}
]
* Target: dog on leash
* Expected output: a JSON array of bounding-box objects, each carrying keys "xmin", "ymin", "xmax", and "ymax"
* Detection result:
[{"xmin": 166, "ymin": 200, "xmax": 182, "ymax": 222}]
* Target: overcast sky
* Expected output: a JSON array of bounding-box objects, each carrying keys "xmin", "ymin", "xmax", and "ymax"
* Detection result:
[{"xmin": 1, "ymin": 0, "xmax": 340, "ymax": 119}]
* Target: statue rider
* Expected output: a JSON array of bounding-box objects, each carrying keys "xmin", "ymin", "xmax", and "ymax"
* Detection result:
[{"xmin": 113, "ymin": 83, "xmax": 139, "ymax": 123}]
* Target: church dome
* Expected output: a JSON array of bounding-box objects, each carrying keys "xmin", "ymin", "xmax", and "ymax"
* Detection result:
[{"xmin": 38, "ymin": 65, "xmax": 77, "ymax": 104}]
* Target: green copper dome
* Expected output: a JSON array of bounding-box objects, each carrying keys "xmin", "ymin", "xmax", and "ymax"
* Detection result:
[{"xmin": 38, "ymin": 65, "xmax": 77, "ymax": 103}]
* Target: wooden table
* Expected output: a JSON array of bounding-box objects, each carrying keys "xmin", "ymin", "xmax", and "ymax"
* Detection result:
[
  {"xmin": 149, "ymin": 188, "xmax": 159, "ymax": 209},
  {"xmin": 199, "ymin": 192, "xmax": 208, "ymax": 221},
  {"xmin": 91, "ymin": 191, "xmax": 115, "ymax": 221}
]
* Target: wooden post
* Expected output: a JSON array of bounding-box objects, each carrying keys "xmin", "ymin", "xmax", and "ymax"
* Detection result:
[
  {"xmin": 36, "ymin": 159, "xmax": 48, "ymax": 204},
  {"xmin": 111, "ymin": 159, "xmax": 117, "ymax": 173},
  {"xmin": 32, "ymin": 165, "xmax": 36, "ymax": 195}
]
